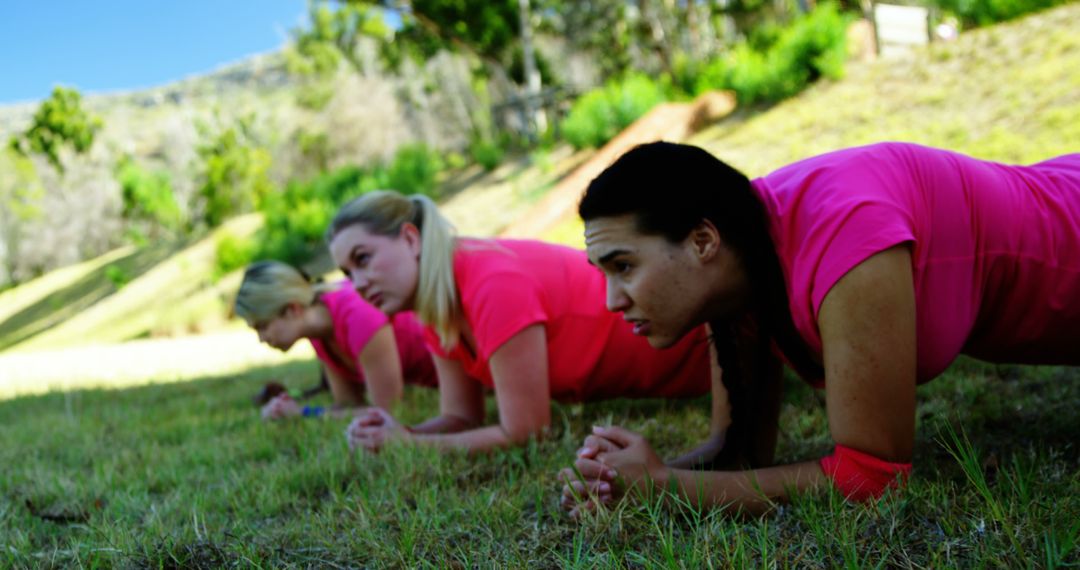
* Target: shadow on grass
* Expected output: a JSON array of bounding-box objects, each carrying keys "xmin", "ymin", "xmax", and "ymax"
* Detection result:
[{"xmin": 0, "ymin": 240, "xmax": 186, "ymax": 351}]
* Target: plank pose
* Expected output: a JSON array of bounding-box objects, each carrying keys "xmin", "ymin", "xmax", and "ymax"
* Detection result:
[
  {"xmin": 561, "ymin": 141, "xmax": 1080, "ymax": 514},
  {"xmin": 235, "ymin": 261, "xmax": 436, "ymax": 419},
  {"xmin": 327, "ymin": 192, "xmax": 719, "ymax": 456}
]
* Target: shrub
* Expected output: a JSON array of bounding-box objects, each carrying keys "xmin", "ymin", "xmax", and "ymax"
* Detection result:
[
  {"xmin": 696, "ymin": 4, "xmax": 850, "ymax": 105},
  {"xmin": 384, "ymin": 143, "xmax": 444, "ymax": 198},
  {"xmin": 930, "ymin": 0, "xmax": 1065, "ymax": 26},
  {"xmin": 115, "ymin": 158, "xmax": 184, "ymax": 236},
  {"xmin": 469, "ymin": 138, "xmax": 505, "ymax": 172},
  {"xmin": 213, "ymin": 232, "xmax": 257, "ymax": 281},
  {"xmin": 195, "ymin": 119, "xmax": 274, "ymax": 228},
  {"xmin": 256, "ymin": 166, "xmax": 367, "ymax": 266},
  {"xmin": 563, "ymin": 74, "xmax": 667, "ymax": 149},
  {"xmin": 104, "ymin": 264, "xmax": 132, "ymax": 290}
]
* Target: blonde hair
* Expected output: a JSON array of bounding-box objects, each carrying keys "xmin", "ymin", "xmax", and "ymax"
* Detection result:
[
  {"xmin": 234, "ymin": 261, "xmax": 334, "ymax": 325},
  {"xmin": 327, "ymin": 191, "xmax": 460, "ymax": 349}
]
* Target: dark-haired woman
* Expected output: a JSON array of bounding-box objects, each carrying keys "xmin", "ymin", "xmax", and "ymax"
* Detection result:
[{"xmin": 561, "ymin": 141, "xmax": 1080, "ymax": 515}]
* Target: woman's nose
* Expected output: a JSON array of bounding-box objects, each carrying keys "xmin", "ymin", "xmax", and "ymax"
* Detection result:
[{"xmin": 605, "ymin": 280, "xmax": 631, "ymax": 313}]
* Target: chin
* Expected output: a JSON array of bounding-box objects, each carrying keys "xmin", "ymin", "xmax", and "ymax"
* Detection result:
[{"xmin": 644, "ymin": 334, "xmax": 679, "ymax": 350}]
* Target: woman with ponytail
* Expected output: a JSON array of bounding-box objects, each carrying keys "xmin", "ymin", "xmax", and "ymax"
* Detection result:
[
  {"xmin": 234, "ymin": 261, "xmax": 436, "ymax": 419},
  {"xmin": 326, "ymin": 191, "xmax": 720, "ymax": 456},
  {"xmin": 560, "ymin": 141, "xmax": 1080, "ymax": 515}
]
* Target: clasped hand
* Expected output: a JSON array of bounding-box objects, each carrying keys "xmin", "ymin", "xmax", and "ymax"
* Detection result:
[
  {"xmin": 558, "ymin": 426, "xmax": 667, "ymax": 518},
  {"xmin": 345, "ymin": 407, "xmax": 410, "ymax": 452}
]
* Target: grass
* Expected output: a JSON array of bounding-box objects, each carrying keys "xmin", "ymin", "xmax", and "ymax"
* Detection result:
[
  {"xmin": 0, "ymin": 359, "xmax": 1076, "ymax": 567},
  {"xmin": 2, "ymin": 4, "xmax": 1080, "ymax": 568}
]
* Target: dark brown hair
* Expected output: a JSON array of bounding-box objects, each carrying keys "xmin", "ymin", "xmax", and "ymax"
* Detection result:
[{"xmin": 580, "ymin": 142, "xmax": 823, "ymax": 466}]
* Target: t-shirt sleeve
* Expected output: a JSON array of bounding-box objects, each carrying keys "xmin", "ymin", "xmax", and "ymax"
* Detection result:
[
  {"xmin": 808, "ymin": 199, "xmax": 915, "ymax": 318},
  {"xmin": 422, "ymin": 325, "xmax": 451, "ymax": 358},
  {"xmin": 461, "ymin": 269, "xmax": 549, "ymax": 361},
  {"xmin": 330, "ymin": 289, "xmax": 390, "ymax": 359}
]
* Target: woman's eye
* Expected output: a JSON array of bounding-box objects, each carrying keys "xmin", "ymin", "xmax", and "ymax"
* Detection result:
[
  {"xmin": 354, "ymin": 253, "xmax": 370, "ymax": 267},
  {"xmin": 613, "ymin": 261, "xmax": 632, "ymax": 274}
]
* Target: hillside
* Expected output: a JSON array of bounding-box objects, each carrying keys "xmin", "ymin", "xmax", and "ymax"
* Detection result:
[
  {"xmin": 537, "ymin": 2, "xmax": 1080, "ymax": 244},
  {"xmin": 2, "ymin": 2, "xmax": 1079, "ymax": 397}
]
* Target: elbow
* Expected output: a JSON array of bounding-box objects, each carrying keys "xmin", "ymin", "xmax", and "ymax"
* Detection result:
[{"xmin": 501, "ymin": 418, "xmax": 551, "ymax": 446}]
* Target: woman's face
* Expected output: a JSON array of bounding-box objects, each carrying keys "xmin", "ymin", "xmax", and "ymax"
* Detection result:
[
  {"xmin": 329, "ymin": 223, "xmax": 421, "ymax": 315},
  {"xmin": 584, "ymin": 214, "xmax": 749, "ymax": 348},
  {"xmin": 252, "ymin": 304, "xmax": 305, "ymax": 352}
]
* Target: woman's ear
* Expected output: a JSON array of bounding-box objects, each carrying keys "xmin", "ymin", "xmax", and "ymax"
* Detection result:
[
  {"xmin": 688, "ymin": 219, "xmax": 723, "ymax": 262},
  {"xmin": 400, "ymin": 222, "xmax": 422, "ymax": 258},
  {"xmin": 284, "ymin": 301, "xmax": 306, "ymax": 318}
]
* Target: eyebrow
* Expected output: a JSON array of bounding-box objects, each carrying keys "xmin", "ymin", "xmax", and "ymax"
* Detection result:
[{"xmin": 596, "ymin": 249, "xmax": 630, "ymax": 265}]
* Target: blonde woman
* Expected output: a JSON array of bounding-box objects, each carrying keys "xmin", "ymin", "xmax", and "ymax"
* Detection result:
[
  {"xmin": 328, "ymin": 191, "xmax": 725, "ymax": 464},
  {"xmin": 234, "ymin": 261, "xmax": 437, "ymax": 419}
]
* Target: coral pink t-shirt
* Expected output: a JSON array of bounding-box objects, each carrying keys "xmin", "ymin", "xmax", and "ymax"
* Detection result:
[
  {"xmin": 310, "ymin": 282, "xmax": 437, "ymax": 387},
  {"xmin": 752, "ymin": 142, "xmax": 1080, "ymax": 383},
  {"xmin": 423, "ymin": 239, "xmax": 712, "ymax": 402}
]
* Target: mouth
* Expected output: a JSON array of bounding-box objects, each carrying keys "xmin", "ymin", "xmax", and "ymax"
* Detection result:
[
  {"xmin": 366, "ymin": 292, "xmax": 384, "ymax": 308},
  {"xmin": 625, "ymin": 318, "xmax": 652, "ymax": 336}
]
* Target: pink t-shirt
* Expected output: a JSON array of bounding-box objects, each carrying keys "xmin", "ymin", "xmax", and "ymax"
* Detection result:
[
  {"xmin": 423, "ymin": 239, "xmax": 712, "ymax": 402},
  {"xmin": 752, "ymin": 142, "xmax": 1080, "ymax": 383},
  {"xmin": 310, "ymin": 282, "xmax": 437, "ymax": 387}
]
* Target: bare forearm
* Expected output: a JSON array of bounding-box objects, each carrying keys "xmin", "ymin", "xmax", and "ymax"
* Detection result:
[
  {"xmin": 411, "ymin": 424, "xmax": 519, "ymax": 454},
  {"xmin": 656, "ymin": 461, "xmax": 828, "ymax": 515},
  {"xmin": 665, "ymin": 435, "xmax": 726, "ymax": 470},
  {"xmin": 409, "ymin": 414, "xmax": 478, "ymax": 435}
]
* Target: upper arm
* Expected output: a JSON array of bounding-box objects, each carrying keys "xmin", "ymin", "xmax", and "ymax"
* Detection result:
[
  {"xmin": 487, "ymin": 324, "xmax": 551, "ymax": 443},
  {"xmin": 357, "ymin": 324, "xmax": 404, "ymax": 409},
  {"xmin": 433, "ymin": 354, "xmax": 485, "ymax": 425},
  {"xmin": 818, "ymin": 245, "xmax": 917, "ymax": 462}
]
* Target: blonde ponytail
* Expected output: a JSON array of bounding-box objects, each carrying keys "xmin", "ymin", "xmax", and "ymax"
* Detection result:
[
  {"xmin": 328, "ymin": 191, "xmax": 461, "ymax": 349},
  {"xmin": 234, "ymin": 261, "xmax": 334, "ymax": 324}
]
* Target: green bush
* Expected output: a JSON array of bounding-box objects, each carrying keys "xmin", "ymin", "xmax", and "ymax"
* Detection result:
[
  {"xmin": 256, "ymin": 166, "xmax": 367, "ymax": 266},
  {"xmin": 213, "ymin": 232, "xmax": 258, "ymax": 281},
  {"xmin": 196, "ymin": 119, "xmax": 274, "ymax": 228},
  {"xmin": 116, "ymin": 158, "xmax": 185, "ymax": 236},
  {"xmin": 930, "ymin": 0, "xmax": 1065, "ymax": 26},
  {"xmin": 563, "ymin": 73, "xmax": 667, "ymax": 149},
  {"xmin": 696, "ymin": 4, "xmax": 850, "ymax": 105},
  {"xmin": 384, "ymin": 143, "xmax": 444, "ymax": 198},
  {"xmin": 104, "ymin": 264, "xmax": 131, "ymax": 290},
  {"xmin": 469, "ymin": 138, "xmax": 505, "ymax": 172}
]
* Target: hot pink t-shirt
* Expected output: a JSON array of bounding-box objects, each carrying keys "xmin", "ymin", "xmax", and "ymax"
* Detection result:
[
  {"xmin": 423, "ymin": 239, "xmax": 712, "ymax": 402},
  {"xmin": 310, "ymin": 282, "xmax": 437, "ymax": 387},
  {"xmin": 752, "ymin": 142, "xmax": 1080, "ymax": 383}
]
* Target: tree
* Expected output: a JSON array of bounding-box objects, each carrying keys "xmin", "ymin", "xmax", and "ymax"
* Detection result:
[
  {"xmin": 194, "ymin": 116, "xmax": 274, "ymax": 228},
  {"xmin": 9, "ymin": 86, "xmax": 103, "ymax": 173},
  {"xmin": 0, "ymin": 150, "xmax": 44, "ymax": 285}
]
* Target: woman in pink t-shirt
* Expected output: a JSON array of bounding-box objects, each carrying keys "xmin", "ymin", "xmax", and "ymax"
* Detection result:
[
  {"xmin": 561, "ymin": 141, "xmax": 1080, "ymax": 514},
  {"xmin": 324, "ymin": 191, "xmax": 718, "ymax": 459},
  {"xmin": 234, "ymin": 261, "xmax": 436, "ymax": 419}
]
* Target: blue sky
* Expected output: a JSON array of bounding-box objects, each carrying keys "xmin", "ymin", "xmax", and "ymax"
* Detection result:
[{"xmin": 0, "ymin": 1, "xmax": 309, "ymax": 104}]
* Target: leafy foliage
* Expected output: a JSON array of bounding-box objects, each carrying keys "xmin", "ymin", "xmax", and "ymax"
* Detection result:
[
  {"xmin": 695, "ymin": 3, "xmax": 850, "ymax": 105},
  {"xmin": 562, "ymin": 74, "xmax": 668, "ymax": 149},
  {"xmin": 8, "ymin": 86, "xmax": 102, "ymax": 172},
  {"xmin": 213, "ymin": 231, "xmax": 258, "ymax": 281},
  {"xmin": 930, "ymin": 0, "xmax": 1068, "ymax": 27},
  {"xmin": 115, "ymin": 157, "xmax": 185, "ymax": 237},
  {"xmin": 255, "ymin": 165, "xmax": 369, "ymax": 266},
  {"xmin": 195, "ymin": 117, "xmax": 274, "ymax": 228}
]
